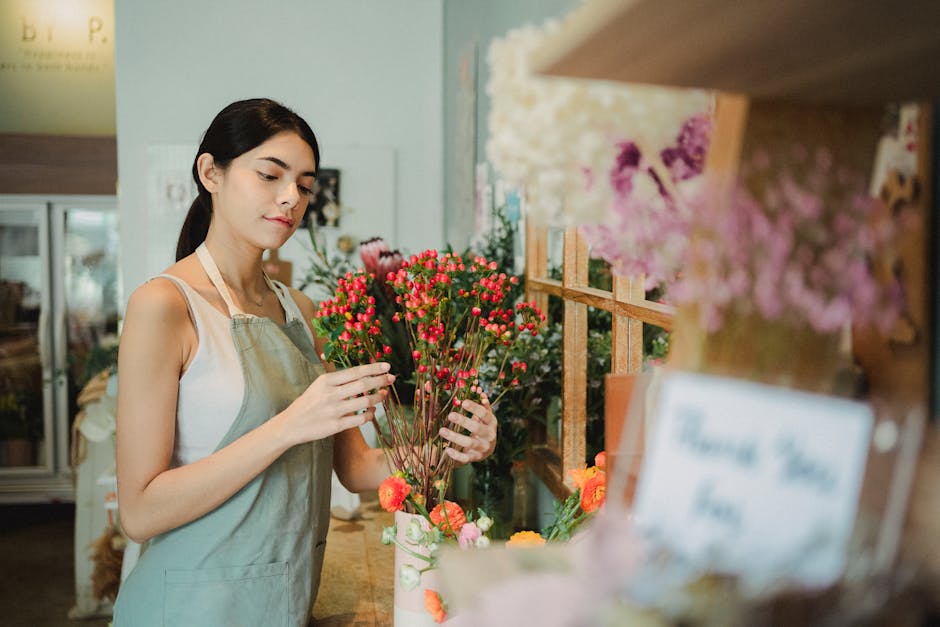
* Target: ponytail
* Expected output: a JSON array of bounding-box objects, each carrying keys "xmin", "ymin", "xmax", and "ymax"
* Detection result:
[{"xmin": 175, "ymin": 194, "xmax": 211, "ymax": 261}]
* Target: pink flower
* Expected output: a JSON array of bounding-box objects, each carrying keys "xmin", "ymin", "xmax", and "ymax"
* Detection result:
[
  {"xmin": 376, "ymin": 249, "xmax": 405, "ymax": 293},
  {"xmin": 458, "ymin": 521, "xmax": 482, "ymax": 548},
  {"xmin": 359, "ymin": 237, "xmax": 390, "ymax": 275}
]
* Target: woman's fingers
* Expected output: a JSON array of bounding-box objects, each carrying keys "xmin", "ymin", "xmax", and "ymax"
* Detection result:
[
  {"xmin": 439, "ymin": 427, "xmax": 475, "ymax": 449},
  {"xmin": 326, "ymin": 361, "xmax": 391, "ymax": 386},
  {"xmin": 335, "ymin": 372, "xmax": 395, "ymax": 400},
  {"xmin": 440, "ymin": 395, "xmax": 497, "ymax": 443},
  {"xmin": 458, "ymin": 398, "xmax": 493, "ymax": 421},
  {"xmin": 444, "ymin": 447, "xmax": 473, "ymax": 463},
  {"xmin": 337, "ymin": 390, "xmax": 387, "ymax": 416},
  {"xmin": 446, "ymin": 412, "xmax": 481, "ymax": 434},
  {"xmin": 312, "ymin": 370, "xmax": 393, "ymax": 405},
  {"xmin": 336, "ymin": 409, "xmax": 374, "ymax": 431}
]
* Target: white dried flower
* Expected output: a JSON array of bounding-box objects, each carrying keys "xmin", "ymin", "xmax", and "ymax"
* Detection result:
[
  {"xmin": 485, "ymin": 9, "xmax": 710, "ymax": 228},
  {"xmin": 405, "ymin": 518, "xmax": 425, "ymax": 544},
  {"xmin": 399, "ymin": 564, "xmax": 421, "ymax": 591}
]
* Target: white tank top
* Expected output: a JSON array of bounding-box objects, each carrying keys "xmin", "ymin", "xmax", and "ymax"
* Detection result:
[{"xmin": 155, "ymin": 267, "xmax": 314, "ymax": 467}]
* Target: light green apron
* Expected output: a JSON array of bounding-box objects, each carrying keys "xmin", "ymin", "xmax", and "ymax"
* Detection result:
[{"xmin": 113, "ymin": 244, "xmax": 332, "ymax": 627}]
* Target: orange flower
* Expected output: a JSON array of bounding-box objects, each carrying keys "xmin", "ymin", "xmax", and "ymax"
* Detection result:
[
  {"xmin": 506, "ymin": 530, "xmax": 546, "ymax": 547},
  {"xmin": 424, "ymin": 589, "xmax": 447, "ymax": 623},
  {"xmin": 429, "ymin": 500, "xmax": 466, "ymax": 536},
  {"xmin": 568, "ymin": 465, "xmax": 600, "ymax": 491},
  {"xmin": 378, "ymin": 475, "xmax": 411, "ymax": 512},
  {"xmin": 594, "ymin": 451, "xmax": 607, "ymax": 470},
  {"xmin": 580, "ymin": 471, "xmax": 606, "ymax": 513}
]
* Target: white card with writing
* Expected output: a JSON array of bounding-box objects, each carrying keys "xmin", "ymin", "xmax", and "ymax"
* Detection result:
[{"xmin": 632, "ymin": 372, "xmax": 873, "ymax": 588}]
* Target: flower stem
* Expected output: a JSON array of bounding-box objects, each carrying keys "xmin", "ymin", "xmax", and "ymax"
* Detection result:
[{"xmin": 392, "ymin": 538, "xmax": 435, "ymax": 564}]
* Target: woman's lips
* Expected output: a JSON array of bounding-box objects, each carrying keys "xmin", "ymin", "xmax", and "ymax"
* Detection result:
[{"xmin": 266, "ymin": 217, "xmax": 294, "ymax": 228}]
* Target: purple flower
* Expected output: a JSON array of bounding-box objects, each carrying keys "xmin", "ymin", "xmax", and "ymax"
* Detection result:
[
  {"xmin": 609, "ymin": 141, "xmax": 642, "ymax": 197},
  {"xmin": 661, "ymin": 113, "xmax": 711, "ymax": 182}
]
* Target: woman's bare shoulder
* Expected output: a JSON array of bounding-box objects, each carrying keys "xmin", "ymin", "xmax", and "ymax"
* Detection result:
[
  {"xmin": 125, "ymin": 277, "xmax": 190, "ymax": 325},
  {"xmin": 126, "ymin": 257, "xmax": 199, "ymax": 318}
]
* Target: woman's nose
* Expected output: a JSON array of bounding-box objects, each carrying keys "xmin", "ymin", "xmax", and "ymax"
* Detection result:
[{"xmin": 279, "ymin": 182, "xmax": 301, "ymax": 207}]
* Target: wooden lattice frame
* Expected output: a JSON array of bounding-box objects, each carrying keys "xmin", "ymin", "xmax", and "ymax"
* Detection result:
[{"xmin": 524, "ymin": 223, "xmax": 674, "ymax": 499}]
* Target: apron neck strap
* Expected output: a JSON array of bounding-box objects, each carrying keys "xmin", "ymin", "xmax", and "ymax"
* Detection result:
[
  {"xmin": 196, "ymin": 242, "xmax": 291, "ymax": 319},
  {"xmin": 195, "ymin": 243, "xmax": 244, "ymax": 317},
  {"xmin": 263, "ymin": 273, "xmax": 295, "ymax": 320}
]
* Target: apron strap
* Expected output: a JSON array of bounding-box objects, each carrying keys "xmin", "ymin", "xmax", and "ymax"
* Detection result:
[
  {"xmin": 264, "ymin": 276, "xmax": 301, "ymax": 323},
  {"xmin": 264, "ymin": 272, "xmax": 294, "ymax": 322},
  {"xmin": 196, "ymin": 243, "xmax": 294, "ymax": 320},
  {"xmin": 196, "ymin": 243, "xmax": 242, "ymax": 316}
]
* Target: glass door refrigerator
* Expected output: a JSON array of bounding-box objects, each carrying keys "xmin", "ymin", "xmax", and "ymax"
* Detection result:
[{"xmin": 0, "ymin": 195, "xmax": 119, "ymax": 502}]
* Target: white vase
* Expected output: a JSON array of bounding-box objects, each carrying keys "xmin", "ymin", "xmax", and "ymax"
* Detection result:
[{"xmin": 393, "ymin": 510, "xmax": 442, "ymax": 626}]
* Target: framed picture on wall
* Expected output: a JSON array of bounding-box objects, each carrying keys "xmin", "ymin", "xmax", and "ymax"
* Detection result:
[{"xmin": 301, "ymin": 168, "xmax": 341, "ymax": 228}]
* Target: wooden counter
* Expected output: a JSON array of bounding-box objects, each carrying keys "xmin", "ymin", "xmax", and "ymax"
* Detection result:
[{"xmin": 312, "ymin": 503, "xmax": 394, "ymax": 626}]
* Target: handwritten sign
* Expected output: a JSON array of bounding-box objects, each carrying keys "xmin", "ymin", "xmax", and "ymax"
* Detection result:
[{"xmin": 632, "ymin": 372, "xmax": 873, "ymax": 588}]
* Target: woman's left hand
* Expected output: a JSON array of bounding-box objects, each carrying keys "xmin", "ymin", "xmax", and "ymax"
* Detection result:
[{"xmin": 439, "ymin": 396, "xmax": 497, "ymax": 464}]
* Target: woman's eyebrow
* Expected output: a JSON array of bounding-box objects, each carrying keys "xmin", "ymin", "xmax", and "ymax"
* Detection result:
[{"xmin": 258, "ymin": 156, "xmax": 316, "ymax": 177}]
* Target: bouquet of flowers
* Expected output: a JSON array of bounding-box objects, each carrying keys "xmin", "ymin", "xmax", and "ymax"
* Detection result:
[
  {"xmin": 378, "ymin": 476, "xmax": 494, "ymax": 623},
  {"xmin": 507, "ymin": 451, "xmax": 608, "ymax": 546},
  {"xmin": 312, "ymin": 248, "xmax": 545, "ymax": 507}
]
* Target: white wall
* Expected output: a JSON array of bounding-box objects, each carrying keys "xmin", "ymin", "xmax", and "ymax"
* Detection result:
[
  {"xmin": 115, "ymin": 0, "xmax": 443, "ymax": 300},
  {"xmin": 441, "ymin": 0, "xmax": 577, "ymax": 251}
]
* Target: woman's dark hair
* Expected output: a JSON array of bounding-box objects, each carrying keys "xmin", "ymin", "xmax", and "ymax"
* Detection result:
[{"xmin": 175, "ymin": 98, "xmax": 320, "ymax": 260}]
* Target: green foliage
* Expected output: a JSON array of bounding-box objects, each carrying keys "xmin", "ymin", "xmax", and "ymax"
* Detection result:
[
  {"xmin": 585, "ymin": 325, "xmax": 612, "ymax": 462},
  {"xmin": 81, "ymin": 341, "xmax": 119, "ymax": 383},
  {"xmin": 297, "ymin": 222, "xmax": 355, "ymax": 294},
  {"xmin": 460, "ymin": 206, "xmax": 559, "ymax": 520},
  {"xmin": 540, "ymin": 488, "xmax": 587, "ymax": 542},
  {"xmin": 0, "ymin": 391, "xmax": 40, "ymax": 440}
]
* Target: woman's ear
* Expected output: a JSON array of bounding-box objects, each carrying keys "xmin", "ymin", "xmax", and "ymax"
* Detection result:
[{"xmin": 196, "ymin": 153, "xmax": 221, "ymax": 192}]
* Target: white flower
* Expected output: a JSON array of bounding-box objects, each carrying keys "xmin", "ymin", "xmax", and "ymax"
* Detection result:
[
  {"xmin": 486, "ymin": 7, "xmax": 710, "ymax": 228},
  {"xmin": 399, "ymin": 564, "xmax": 421, "ymax": 591},
  {"xmin": 405, "ymin": 518, "xmax": 425, "ymax": 544},
  {"xmin": 381, "ymin": 525, "xmax": 396, "ymax": 545},
  {"xmin": 476, "ymin": 515, "xmax": 493, "ymax": 533},
  {"xmin": 474, "ymin": 536, "xmax": 491, "ymax": 548}
]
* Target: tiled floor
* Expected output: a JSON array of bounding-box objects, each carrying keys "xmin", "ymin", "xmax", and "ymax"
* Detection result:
[{"xmin": 0, "ymin": 502, "xmax": 394, "ymax": 627}]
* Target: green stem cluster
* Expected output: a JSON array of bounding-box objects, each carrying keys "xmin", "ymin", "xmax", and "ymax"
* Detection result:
[{"xmin": 542, "ymin": 490, "xmax": 590, "ymax": 542}]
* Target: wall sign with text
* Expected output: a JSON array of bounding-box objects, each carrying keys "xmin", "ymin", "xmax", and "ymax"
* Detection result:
[
  {"xmin": 0, "ymin": 0, "xmax": 115, "ymax": 135},
  {"xmin": 633, "ymin": 372, "xmax": 873, "ymax": 588}
]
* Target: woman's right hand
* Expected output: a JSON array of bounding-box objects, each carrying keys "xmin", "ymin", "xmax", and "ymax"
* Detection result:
[{"xmin": 276, "ymin": 361, "xmax": 394, "ymax": 446}]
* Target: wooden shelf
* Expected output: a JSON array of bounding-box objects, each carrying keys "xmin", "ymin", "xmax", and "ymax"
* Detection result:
[{"xmin": 531, "ymin": 0, "xmax": 940, "ymax": 104}]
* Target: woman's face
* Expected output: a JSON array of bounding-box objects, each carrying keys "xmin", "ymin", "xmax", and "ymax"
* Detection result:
[{"xmin": 211, "ymin": 131, "xmax": 317, "ymax": 250}]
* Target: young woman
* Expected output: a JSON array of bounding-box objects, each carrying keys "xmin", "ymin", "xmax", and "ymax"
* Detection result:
[{"xmin": 112, "ymin": 98, "xmax": 497, "ymax": 626}]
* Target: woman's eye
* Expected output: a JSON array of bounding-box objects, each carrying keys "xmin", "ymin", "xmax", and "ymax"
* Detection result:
[
  {"xmin": 258, "ymin": 172, "xmax": 277, "ymax": 181},
  {"xmin": 298, "ymin": 185, "xmax": 313, "ymax": 196}
]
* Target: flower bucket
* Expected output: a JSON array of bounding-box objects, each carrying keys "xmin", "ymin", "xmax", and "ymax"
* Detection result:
[
  {"xmin": 604, "ymin": 373, "xmax": 644, "ymax": 508},
  {"xmin": 394, "ymin": 510, "xmax": 443, "ymax": 626}
]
